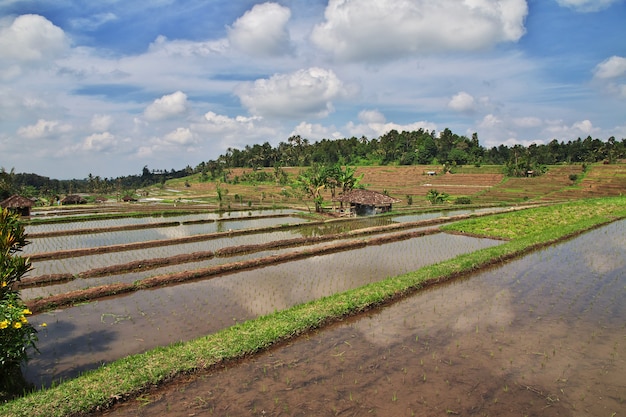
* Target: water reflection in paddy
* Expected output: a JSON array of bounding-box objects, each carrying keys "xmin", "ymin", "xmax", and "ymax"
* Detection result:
[
  {"xmin": 25, "ymin": 209, "xmax": 301, "ymax": 234},
  {"xmin": 23, "ymin": 216, "xmax": 308, "ymax": 253},
  {"xmin": 24, "ymin": 232, "xmax": 501, "ymax": 387},
  {"xmin": 93, "ymin": 220, "xmax": 626, "ymax": 417}
]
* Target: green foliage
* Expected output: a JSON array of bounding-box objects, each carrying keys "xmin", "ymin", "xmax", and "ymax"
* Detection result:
[
  {"xmin": 454, "ymin": 197, "xmax": 472, "ymax": 205},
  {"xmin": 426, "ymin": 189, "xmax": 449, "ymax": 205},
  {"xmin": 296, "ymin": 165, "xmax": 363, "ymax": 212},
  {"xmin": 0, "ymin": 208, "xmax": 37, "ymax": 398}
]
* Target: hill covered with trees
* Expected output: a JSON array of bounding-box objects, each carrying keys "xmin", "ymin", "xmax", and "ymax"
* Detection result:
[{"xmin": 2, "ymin": 128, "xmax": 625, "ymax": 201}]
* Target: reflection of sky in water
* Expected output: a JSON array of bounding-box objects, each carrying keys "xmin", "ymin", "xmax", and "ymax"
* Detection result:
[
  {"xmin": 24, "ymin": 216, "xmax": 307, "ymax": 253},
  {"xmin": 392, "ymin": 207, "xmax": 510, "ymax": 223},
  {"xmin": 355, "ymin": 219, "xmax": 626, "ymax": 348},
  {"xmin": 24, "ymin": 232, "xmax": 500, "ymax": 387},
  {"xmin": 23, "ymin": 220, "xmax": 626, "ymax": 390},
  {"xmin": 25, "ymin": 209, "xmax": 300, "ymax": 233}
]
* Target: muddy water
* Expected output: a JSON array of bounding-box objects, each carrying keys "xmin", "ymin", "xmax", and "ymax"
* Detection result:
[
  {"xmin": 23, "ymin": 233, "xmax": 500, "ymax": 387},
  {"xmin": 98, "ymin": 220, "xmax": 626, "ymax": 417}
]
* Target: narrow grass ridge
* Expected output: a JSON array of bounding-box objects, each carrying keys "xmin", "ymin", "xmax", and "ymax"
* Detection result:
[{"xmin": 2, "ymin": 196, "xmax": 625, "ymax": 417}]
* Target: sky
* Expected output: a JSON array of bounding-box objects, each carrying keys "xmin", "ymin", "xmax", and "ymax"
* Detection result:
[{"xmin": 0, "ymin": 0, "xmax": 625, "ymax": 180}]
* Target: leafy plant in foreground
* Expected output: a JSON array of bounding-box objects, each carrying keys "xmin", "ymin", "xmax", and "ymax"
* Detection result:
[{"xmin": 1, "ymin": 208, "xmax": 38, "ymax": 399}]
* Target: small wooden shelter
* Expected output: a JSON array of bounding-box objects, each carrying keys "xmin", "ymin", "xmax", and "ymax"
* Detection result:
[
  {"xmin": 61, "ymin": 194, "xmax": 86, "ymax": 205},
  {"xmin": 333, "ymin": 189, "xmax": 400, "ymax": 216},
  {"xmin": 0, "ymin": 195, "xmax": 34, "ymax": 217}
]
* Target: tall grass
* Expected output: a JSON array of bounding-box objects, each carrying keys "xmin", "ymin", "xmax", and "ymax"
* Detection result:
[{"xmin": 1, "ymin": 196, "xmax": 625, "ymax": 417}]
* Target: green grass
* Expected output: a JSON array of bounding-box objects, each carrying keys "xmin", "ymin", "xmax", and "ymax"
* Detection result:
[{"xmin": 2, "ymin": 196, "xmax": 626, "ymax": 417}]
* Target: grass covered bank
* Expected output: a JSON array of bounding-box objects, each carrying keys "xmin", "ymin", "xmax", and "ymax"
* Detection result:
[{"xmin": 3, "ymin": 196, "xmax": 626, "ymax": 417}]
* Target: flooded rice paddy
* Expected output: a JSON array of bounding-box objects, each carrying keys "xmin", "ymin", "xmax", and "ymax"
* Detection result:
[
  {"xmin": 23, "ymin": 232, "xmax": 501, "ymax": 387},
  {"xmin": 98, "ymin": 220, "xmax": 626, "ymax": 417},
  {"xmin": 24, "ymin": 215, "xmax": 308, "ymax": 253},
  {"xmin": 25, "ymin": 210, "xmax": 301, "ymax": 233}
]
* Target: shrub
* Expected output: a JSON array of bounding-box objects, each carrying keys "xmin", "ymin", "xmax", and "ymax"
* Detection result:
[
  {"xmin": 454, "ymin": 197, "xmax": 472, "ymax": 205},
  {"xmin": 426, "ymin": 189, "xmax": 449, "ymax": 205},
  {"xmin": 569, "ymin": 174, "xmax": 578, "ymax": 182},
  {"xmin": 1, "ymin": 208, "xmax": 38, "ymax": 399}
]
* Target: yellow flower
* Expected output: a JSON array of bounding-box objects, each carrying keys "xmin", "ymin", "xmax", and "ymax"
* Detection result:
[
  {"xmin": 20, "ymin": 315, "xmax": 28, "ymax": 323},
  {"xmin": 22, "ymin": 308, "xmax": 32, "ymax": 315},
  {"xmin": 0, "ymin": 320, "xmax": 8, "ymax": 329},
  {"xmin": 13, "ymin": 322, "xmax": 22, "ymax": 329},
  {"xmin": 40, "ymin": 323, "xmax": 47, "ymax": 328},
  {"xmin": 1, "ymin": 281, "xmax": 6, "ymax": 287}
]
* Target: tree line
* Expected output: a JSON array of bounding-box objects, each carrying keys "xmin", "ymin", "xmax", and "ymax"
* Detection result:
[
  {"xmin": 2, "ymin": 128, "xmax": 625, "ymax": 201},
  {"xmin": 194, "ymin": 129, "xmax": 625, "ymax": 179}
]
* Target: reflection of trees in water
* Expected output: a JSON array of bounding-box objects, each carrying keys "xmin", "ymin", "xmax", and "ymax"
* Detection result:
[{"xmin": 297, "ymin": 217, "xmax": 397, "ymax": 237}]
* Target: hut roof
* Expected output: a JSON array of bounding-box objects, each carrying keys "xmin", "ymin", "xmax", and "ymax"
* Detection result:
[
  {"xmin": 333, "ymin": 189, "xmax": 400, "ymax": 206},
  {"xmin": 0, "ymin": 195, "xmax": 34, "ymax": 209},
  {"xmin": 61, "ymin": 194, "xmax": 86, "ymax": 204}
]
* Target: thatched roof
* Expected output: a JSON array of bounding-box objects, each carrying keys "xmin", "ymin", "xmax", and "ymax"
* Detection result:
[
  {"xmin": 61, "ymin": 194, "xmax": 86, "ymax": 205},
  {"xmin": 0, "ymin": 195, "xmax": 34, "ymax": 208},
  {"xmin": 333, "ymin": 189, "xmax": 400, "ymax": 206}
]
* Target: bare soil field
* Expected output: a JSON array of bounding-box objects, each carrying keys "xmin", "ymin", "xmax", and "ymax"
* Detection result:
[{"xmin": 156, "ymin": 163, "xmax": 625, "ymax": 209}]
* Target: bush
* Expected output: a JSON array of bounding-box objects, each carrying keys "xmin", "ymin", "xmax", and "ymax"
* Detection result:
[
  {"xmin": 1, "ymin": 208, "xmax": 38, "ymax": 399},
  {"xmin": 569, "ymin": 174, "xmax": 578, "ymax": 182},
  {"xmin": 454, "ymin": 197, "xmax": 472, "ymax": 205},
  {"xmin": 426, "ymin": 189, "xmax": 449, "ymax": 205}
]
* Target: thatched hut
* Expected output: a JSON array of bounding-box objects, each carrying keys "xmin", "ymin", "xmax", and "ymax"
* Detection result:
[
  {"xmin": 333, "ymin": 189, "xmax": 400, "ymax": 216},
  {"xmin": 61, "ymin": 194, "xmax": 86, "ymax": 205},
  {"xmin": 0, "ymin": 195, "xmax": 34, "ymax": 217}
]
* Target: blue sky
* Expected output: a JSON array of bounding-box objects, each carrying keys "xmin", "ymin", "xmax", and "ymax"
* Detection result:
[{"xmin": 1, "ymin": 0, "xmax": 625, "ymax": 179}]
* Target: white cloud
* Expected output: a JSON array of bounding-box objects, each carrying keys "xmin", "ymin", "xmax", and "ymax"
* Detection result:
[
  {"xmin": 572, "ymin": 119, "xmax": 595, "ymax": 134},
  {"xmin": 513, "ymin": 116, "xmax": 543, "ymax": 128},
  {"xmin": 311, "ymin": 0, "xmax": 528, "ymax": 61},
  {"xmin": 236, "ymin": 67, "xmax": 352, "ymax": 118},
  {"xmin": 448, "ymin": 92, "xmax": 476, "ymax": 112},
  {"xmin": 358, "ymin": 110, "xmax": 386, "ymax": 124},
  {"xmin": 17, "ymin": 119, "xmax": 72, "ymax": 139},
  {"xmin": 144, "ymin": 91, "xmax": 189, "ymax": 121},
  {"xmin": 479, "ymin": 114, "xmax": 502, "ymax": 129},
  {"xmin": 227, "ymin": 2, "xmax": 292, "ymax": 57},
  {"xmin": 147, "ymin": 35, "xmax": 228, "ymax": 58},
  {"xmin": 91, "ymin": 114, "xmax": 113, "ymax": 132},
  {"xmin": 0, "ymin": 15, "xmax": 68, "ymax": 62},
  {"xmin": 555, "ymin": 0, "xmax": 620, "ymax": 12},
  {"xmin": 190, "ymin": 111, "xmax": 279, "ymax": 151},
  {"xmin": 163, "ymin": 127, "xmax": 196, "ymax": 145},
  {"xmin": 199, "ymin": 111, "xmax": 262, "ymax": 133},
  {"xmin": 593, "ymin": 56, "xmax": 626, "ymax": 99},
  {"xmin": 346, "ymin": 111, "xmax": 436, "ymax": 139},
  {"xmin": 544, "ymin": 119, "xmax": 599, "ymax": 137},
  {"xmin": 291, "ymin": 121, "xmax": 342, "ymax": 140},
  {"xmin": 83, "ymin": 132, "xmax": 116, "ymax": 152},
  {"xmin": 593, "ymin": 56, "xmax": 626, "ymax": 79}
]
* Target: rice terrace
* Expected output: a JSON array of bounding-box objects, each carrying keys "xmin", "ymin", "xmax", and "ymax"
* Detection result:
[{"xmin": 2, "ymin": 163, "xmax": 626, "ymax": 417}]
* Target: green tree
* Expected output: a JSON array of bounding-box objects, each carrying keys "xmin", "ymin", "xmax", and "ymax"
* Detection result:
[
  {"xmin": 1, "ymin": 208, "xmax": 38, "ymax": 399},
  {"xmin": 0, "ymin": 168, "xmax": 16, "ymax": 201},
  {"xmin": 296, "ymin": 165, "xmax": 329, "ymax": 212}
]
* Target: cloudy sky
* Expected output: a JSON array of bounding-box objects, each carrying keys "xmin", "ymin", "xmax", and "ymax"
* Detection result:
[{"xmin": 1, "ymin": 0, "xmax": 625, "ymax": 179}]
